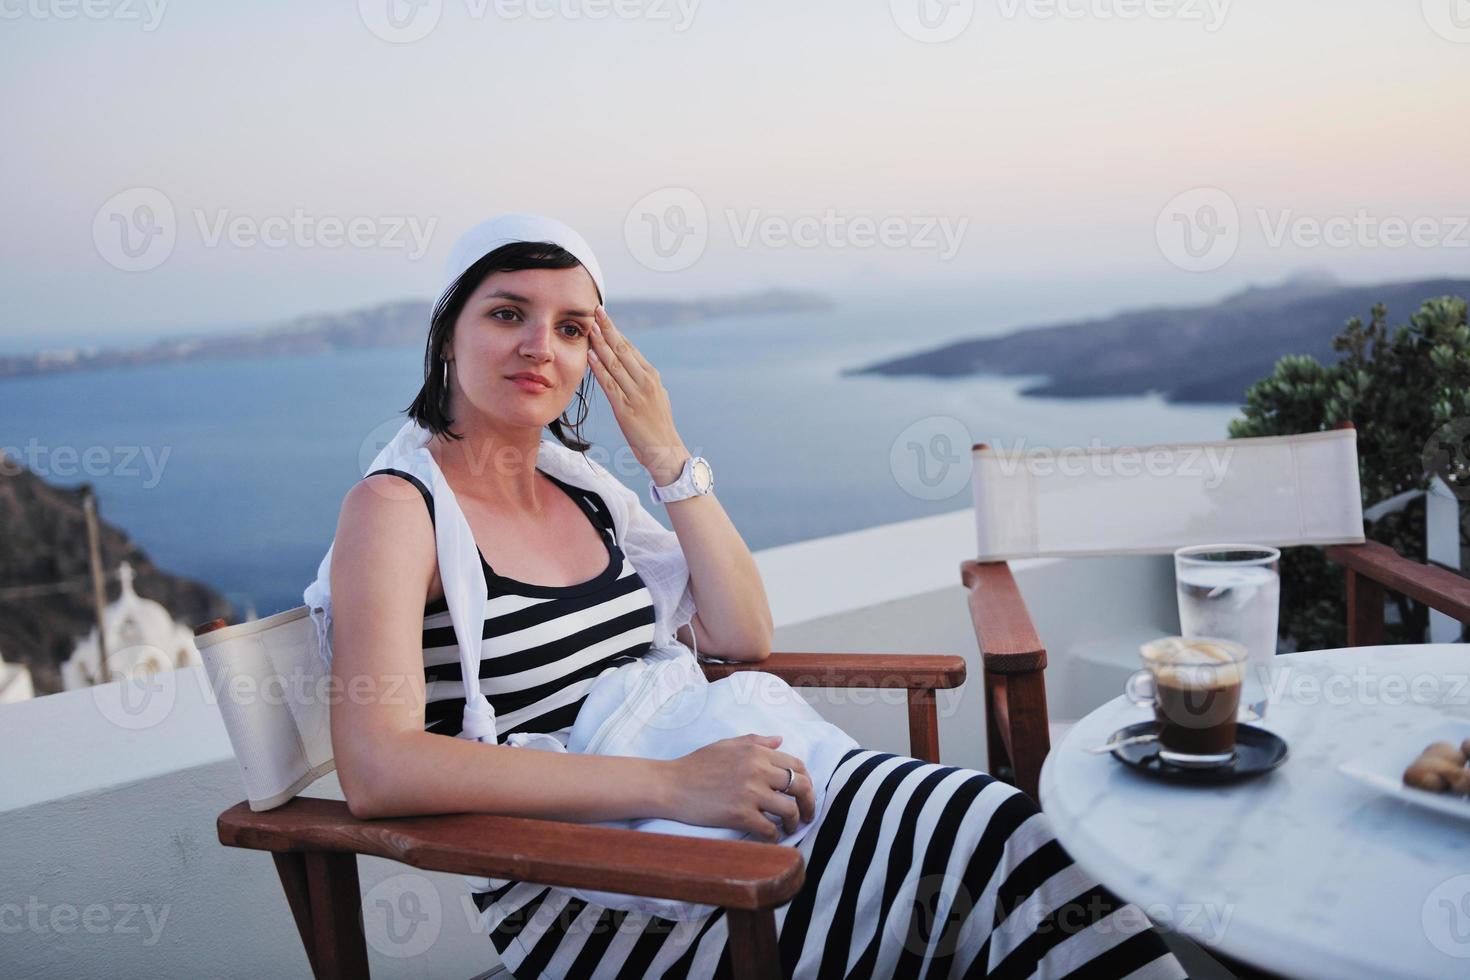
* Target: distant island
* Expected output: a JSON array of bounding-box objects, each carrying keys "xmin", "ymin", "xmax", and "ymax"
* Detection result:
[
  {"xmin": 847, "ymin": 272, "xmax": 1470, "ymax": 404},
  {"xmin": 0, "ymin": 288, "xmax": 834, "ymax": 381}
]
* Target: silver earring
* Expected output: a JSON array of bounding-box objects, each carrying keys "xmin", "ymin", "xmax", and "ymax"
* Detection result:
[{"xmin": 441, "ymin": 357, "xmax": 449, "ymax": 389}]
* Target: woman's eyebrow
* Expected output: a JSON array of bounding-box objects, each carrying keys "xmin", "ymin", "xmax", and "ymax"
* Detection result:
[{"xmin": 481, "ymin": 289, "xmax": 594, "ymax": 318}]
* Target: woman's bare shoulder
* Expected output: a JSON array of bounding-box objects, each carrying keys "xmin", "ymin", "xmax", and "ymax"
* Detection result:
[{"xmin": 334, "ymin": 475, "xmax": 437, "ymax": 581}]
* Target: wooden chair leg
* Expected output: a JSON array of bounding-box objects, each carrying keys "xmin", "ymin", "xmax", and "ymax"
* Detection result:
[
  {"xmin": 303, "ymin": 851, "xmax": 371, "ymax": 980},
  {"xmin": 1346, "ymin": 567, "xmax": 1386, "ymax": 647},
  {"xmin": 984, "ymin": 670, "xmax": 1014, "ymax": 784},
  {"xmin": 273, "ymin": 852, "xmax": 320, "ymax": 977},
  {"xmin": 1003, "ymin": 670, "xmax": 1051, "ymax": 803},
  {"xmin": 726, "ymin": 908, "xmax": 780, "ymax": 980},
  {"xmin": 984, "ymin": 668, "xmax": 1051, "ymax": 803},
  {"xmin": 906, "ymin": 688, "xmax": 941, "ymax": 763}
]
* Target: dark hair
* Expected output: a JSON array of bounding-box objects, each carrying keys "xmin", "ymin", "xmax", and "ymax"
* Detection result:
[{"xmin": 405, "ymin": 241, "xmax": 601, "ymax": 453}]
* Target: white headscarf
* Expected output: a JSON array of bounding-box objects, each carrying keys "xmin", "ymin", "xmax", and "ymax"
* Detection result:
[
  {"xmin": 302, "ymin": 214, "xmax": 697, "ymax": 744},
  {"xmin": 437, "ymin": 212, "xmax": 606, "ymax": 307}
]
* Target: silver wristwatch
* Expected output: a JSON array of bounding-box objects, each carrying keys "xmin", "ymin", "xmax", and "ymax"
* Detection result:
[{"xmin": 649, "ymin": 455, "xmax": 713, "ymax": 504}]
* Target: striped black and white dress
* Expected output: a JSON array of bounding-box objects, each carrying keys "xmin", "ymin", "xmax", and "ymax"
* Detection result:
[{"xmin": 374, "ymin": 467, "xmax": 1186, "ymax": 979}]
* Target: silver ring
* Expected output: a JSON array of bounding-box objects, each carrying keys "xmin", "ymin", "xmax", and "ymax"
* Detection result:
[{"xmin": 781, "ymin": 766, "xmax": 795, "ymax": 794}]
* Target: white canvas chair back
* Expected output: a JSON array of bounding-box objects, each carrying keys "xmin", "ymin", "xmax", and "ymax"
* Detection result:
[
  {"xmin": 197, "ymin": 605, "xmax": 334, "ymax": 811},
  {"xmin": 972, "ymin": 429, "xmax": 1367, "ymax": 561}
]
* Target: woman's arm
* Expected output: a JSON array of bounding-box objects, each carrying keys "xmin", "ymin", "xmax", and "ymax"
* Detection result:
[
  {"xmin": 653, "ymin": 455, "xmax": 774, "ymax": 663},
  {"xmin": 329, "ymin": 474, "xmax": 672, "ymax": 821}
]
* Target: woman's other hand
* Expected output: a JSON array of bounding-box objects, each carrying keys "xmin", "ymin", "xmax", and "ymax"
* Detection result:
[{"xmin": 660, "ymin": 734, "xmax": 817, "ymax": 842}]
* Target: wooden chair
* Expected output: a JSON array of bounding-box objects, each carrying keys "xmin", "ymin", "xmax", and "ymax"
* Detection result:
[
  {"xmin": 195, "ymin": 612, "xmax": 965, "ymax": 980},
  {"xmin": 960, "ymin": 424, "xmax": 1470, "ymax": 802}
]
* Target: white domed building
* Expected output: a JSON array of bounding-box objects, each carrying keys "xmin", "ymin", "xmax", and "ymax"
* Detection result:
[
  {"xmin": 62, "ymin": 562, "xmax": 202, "ymax": 689},
  {"xmin": 0, "ymin": 647, "xmax": 34, "ymax": 703}
]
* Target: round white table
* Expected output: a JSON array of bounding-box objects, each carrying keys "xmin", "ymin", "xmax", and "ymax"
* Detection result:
[{"xmin": 1040, "ymin": 644, "xmax": 1470, "ymax": 980}]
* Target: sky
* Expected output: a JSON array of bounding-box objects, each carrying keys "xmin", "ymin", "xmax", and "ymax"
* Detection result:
[{"xmin": 1, "ymin": 0, "xmax": 1467, "ymax": 349}]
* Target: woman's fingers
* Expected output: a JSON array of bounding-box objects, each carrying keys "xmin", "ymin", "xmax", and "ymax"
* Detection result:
[
  {"xmin": 762, "ymin": 791, "xmax": 801, "ymax": 835},
  {"xmin": 591, "ymin": 306, "xmax": 646, "ymax": 392}
]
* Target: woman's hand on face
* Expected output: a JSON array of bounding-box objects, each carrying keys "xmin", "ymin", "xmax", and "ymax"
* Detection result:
[
  {"xmin": 585, "ymin": 305, "xmax": 689, "ymax": 485},
  {"xmin": 662, "ymin": 734, "xmax": 817, "ymax": 842}
]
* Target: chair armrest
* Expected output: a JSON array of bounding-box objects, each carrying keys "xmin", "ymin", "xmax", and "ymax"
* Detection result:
[
  {"xmin": 698, "ymin": 652, "xmax": 965, "ymax": 689},
  {"xmin": 218, "ymin": 797, "xmax": 803, "ymax": 911},
  {"xmin": 960, "ymin": 560, "xmax": 1047, "ymax": 673},
  {"xmin": 1325, "ymin": 541, "xmax": 1470, "ymax": 624}
]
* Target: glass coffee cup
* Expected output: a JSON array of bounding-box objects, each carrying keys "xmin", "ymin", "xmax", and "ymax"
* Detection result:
[{"xmin": 1125, "ymin": 636, "xmax": 1251, "ymax": 768}]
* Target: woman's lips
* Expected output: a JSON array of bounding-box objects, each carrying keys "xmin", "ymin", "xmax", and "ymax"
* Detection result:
[{"xmin": 509, "ymin": 377, "xmax": 551, "ymax": 393}]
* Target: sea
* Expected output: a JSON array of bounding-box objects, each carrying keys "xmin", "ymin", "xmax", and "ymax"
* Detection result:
[{"xmin": 0, "ymin": 289, "xmax": 1240, "ymax": 617}]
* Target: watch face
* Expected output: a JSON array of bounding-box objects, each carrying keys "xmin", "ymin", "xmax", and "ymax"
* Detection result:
[{"xmin": 692, "ymin": 457, "xmax": 712, "ymax": 492}]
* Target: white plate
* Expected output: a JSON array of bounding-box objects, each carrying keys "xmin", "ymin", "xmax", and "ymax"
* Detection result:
[{"xmin": 1337, "ymin": 720, "xmax": 1470, "ymax": 821}]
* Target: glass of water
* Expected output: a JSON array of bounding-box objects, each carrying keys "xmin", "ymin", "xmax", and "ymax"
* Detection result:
[{"xmin": 1174, "ymin": 544, "xmax": 1281, "ymax": 721}]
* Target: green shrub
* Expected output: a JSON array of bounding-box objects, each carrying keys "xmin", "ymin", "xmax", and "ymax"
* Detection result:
[{"xmin": 1229, "ymin": 295, "xmax": 1470, "ymax": 651}]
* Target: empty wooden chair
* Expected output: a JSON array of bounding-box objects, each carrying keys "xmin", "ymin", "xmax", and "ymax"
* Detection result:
[{"xmin": 961, "ymin": 423, "xmax": 1470, "ymax": 801}]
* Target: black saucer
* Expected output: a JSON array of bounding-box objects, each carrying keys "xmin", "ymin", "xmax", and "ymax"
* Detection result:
[{"xmin": 1108, "ymin": 721, "xmax": 1289, "ymax": 785}]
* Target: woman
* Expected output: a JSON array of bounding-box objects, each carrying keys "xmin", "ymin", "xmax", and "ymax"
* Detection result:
[{"xmin": 325, "ymin": 214, "xmax": 1185, "ymax": 978}]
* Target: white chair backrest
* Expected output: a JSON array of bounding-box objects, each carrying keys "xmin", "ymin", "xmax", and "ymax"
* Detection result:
[
  {"xmin": 196, "ymin": 605, "xmax": 334, "ymax": 811},
  {"xmin": 971, "ymin": 429, "xmax": 1366, "ymax": 561}
]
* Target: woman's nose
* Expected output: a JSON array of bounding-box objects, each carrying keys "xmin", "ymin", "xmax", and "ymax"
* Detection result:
[{"xmin": 520, "ymin": 319, "xmax": 555, "ymax": 359}]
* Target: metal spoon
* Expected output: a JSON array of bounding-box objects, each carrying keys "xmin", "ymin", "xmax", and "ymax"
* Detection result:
[{"xmin": 1087, "ymin": 733, "xmax": 1159, "ymax": 754}]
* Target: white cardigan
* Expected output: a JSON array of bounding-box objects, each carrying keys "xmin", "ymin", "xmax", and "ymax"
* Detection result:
[{"xmin": 302, "ymin": 418, "xmax": 858, "ymax": 919}]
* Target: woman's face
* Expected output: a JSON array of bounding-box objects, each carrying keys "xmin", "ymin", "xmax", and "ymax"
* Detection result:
[{"xmin": 444, "ymin": 264, "xmax": 600, "ymax": 432}]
